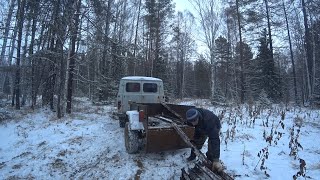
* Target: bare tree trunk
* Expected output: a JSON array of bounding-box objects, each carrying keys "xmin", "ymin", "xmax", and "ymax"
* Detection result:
[
  {"xmin": 1, "ymin": 0, "xmax": 15, "ymax": 104},
  {"xmin": 56, "ymin": 0, "xmax": 65, "ymax": 118},
  {"xmin": 264, "ymin": 0, "xmax": 281, "ymax": 101},
  {"xmin": 309, "ymin": 17, "xmax": 316, "ymax": 102},
  {"xmin": 66, "ymin": 0, "xmax": 81, "ymax": 114},
  {"xmin": 14, "ymin": 0, "xmax": 26, "ymax": 110},
  {"xmin": 225, "ymin": 7, "xmax": 237, "ymax": 102},
  {"xmin": 148, "ymin": 21, "xmax": 153, "ymax": 77},
  {"xmin": 311, "ymin": 22, "xmax": 316, "ymax": 99},
  {"xmin": 226, "ymin": 24, "xmax": 231, "ymax": 99},
  {"xmin": 175, "ymin": 14, "xmax": 183, "ymax": 99},
  {"xmin": 264, "ymin": 0, "xmax": 274, "ymax": 62},
  {"xmin": 211, "ymin": 50, "xmax": 215, "ymax": 101},
  {"xmin": 282, "ymin": 0, "xmax": 298, "ymax": 104},
  {"xmin": 133, "ymin": 0, "xmax": 142, "ymax": 75},
  {"xmin": 21, "ymin": 16, "xmax": 31, "ymax": 107},
  {"xmin": 57, "ymin": 47, "xmax": 65, "ymax": 118},
  {"xmin": 10, "ymin": 24, "xmax": 18, "ymax": 107},
  {"xmin": 301, "ymin": 0, "xmax": 312, "ymax": 103},
  {"xmin": 99, "ymin": 0, "xmax": 113, "ymax": 101},
  {"xmin": 37, "ymin": 21, "xmax": 46, "ymax": 52},
  {"xmin": 0, "ymin": 0, "xmax": 16, "ymax": 65},
  {"xmin": 236, "ymin": 0, "xmax": 244, "ymax": 104},
  {"xmin": 30, "ymin": 1, "xmax": 40, "ymax": 110}
]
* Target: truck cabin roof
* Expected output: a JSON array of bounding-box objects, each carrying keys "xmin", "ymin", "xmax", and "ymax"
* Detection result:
[{"xmin": 121, "ymin": 76, "xmax": 162, "ymax": 82}]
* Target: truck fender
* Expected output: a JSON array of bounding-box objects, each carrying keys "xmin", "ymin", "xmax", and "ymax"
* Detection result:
[{"xmin": 126, "ymin": 110, "xmax": 144, "ymax": 131}]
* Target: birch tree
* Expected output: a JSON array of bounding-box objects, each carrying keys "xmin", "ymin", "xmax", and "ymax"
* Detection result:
[
  {"xmin": 190, "ymin": 0, "xmax": 222, "ymax": 103},
  {"xmin": 171, "ymin": 11, "xmax": 196, "ymax": 99}
]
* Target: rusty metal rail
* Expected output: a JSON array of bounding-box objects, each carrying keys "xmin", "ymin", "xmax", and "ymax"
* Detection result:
[{"xmin": 156, "ymin": 116, "xmax": 209, "ymax": 164}]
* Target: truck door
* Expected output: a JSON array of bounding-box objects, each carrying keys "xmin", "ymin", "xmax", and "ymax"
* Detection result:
[
  {"xmin": 124, "ymin": 80, "xmax": 142, "ymax": 111},
  {"xmin": 141, "ymin": 81, "xmax": 161, "ymax": 103}
]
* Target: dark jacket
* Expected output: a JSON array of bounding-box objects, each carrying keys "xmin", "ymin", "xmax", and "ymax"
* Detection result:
[{"xmin": 194, "ymin": 108, "xmax": 221, "ymax": 160}]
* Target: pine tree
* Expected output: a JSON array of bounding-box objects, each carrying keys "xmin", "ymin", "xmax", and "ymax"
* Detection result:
[
  {"xmin": 214, "ymin": 36, "xmax": 231, "ymax": 102},
  {"xmin": 144, "ymin": 0, "xmax": 173, "ymax": 80},
  {"xmin": 255, "ymin": 29, "xmax": 281, "ymax": 102},
  {"xmin": 194, "ymin": 56, "xmax": 211, "ymax": 98},
  {"xmin": 235, "ymin": 41, "xmax": 253, "ymax": 102}
]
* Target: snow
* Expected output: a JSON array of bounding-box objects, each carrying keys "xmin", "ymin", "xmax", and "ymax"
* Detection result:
[
  {"xmin": 121, "ymin": 76, "xmax": 163, "ymax": 82},
  {"xmin": 0, "ymin": 98, "xmax": 319, "ymax": 179}
]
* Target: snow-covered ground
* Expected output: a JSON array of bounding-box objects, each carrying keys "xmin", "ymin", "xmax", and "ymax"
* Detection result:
[{"xmin": 0, "ymin": 98, "xmax": 319, "ymax": 179}]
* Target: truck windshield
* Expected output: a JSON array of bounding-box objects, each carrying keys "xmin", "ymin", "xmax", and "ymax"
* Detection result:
[
  {"xmin": 143, "ymin": 83, "xmax": 158, "ymax": 93},
  {"xmin": 126, "ymin": 83, "xmax": 140, "ymax": 92}
]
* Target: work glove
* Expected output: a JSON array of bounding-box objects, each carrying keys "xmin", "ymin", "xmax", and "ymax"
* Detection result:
[{"xmin": 211, "ymin": 159, "xmax": 223, "ymax": 173}]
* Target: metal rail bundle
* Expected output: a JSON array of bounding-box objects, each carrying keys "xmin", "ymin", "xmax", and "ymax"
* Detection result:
[{"xmin": 160, "ymin": 103, "xmax": 234, "ymax": 180}]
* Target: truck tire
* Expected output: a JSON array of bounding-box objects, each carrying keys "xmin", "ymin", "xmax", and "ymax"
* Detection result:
[
  {"xmin": 119, "ymin": 116, "xmax": 126, "ymax": 128},
  {"xmin": 124, "ymin": 122, "xmax": 139, "ymax": 154}
]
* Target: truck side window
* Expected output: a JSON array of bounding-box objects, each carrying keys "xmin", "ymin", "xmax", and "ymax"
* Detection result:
[
  {"xmin": 143, "ymin": 83, "xmax": 158, "ymax": 93},
  {"xmin": 126, "ymin": 83, "xmax": 140, "ymax": 92}
]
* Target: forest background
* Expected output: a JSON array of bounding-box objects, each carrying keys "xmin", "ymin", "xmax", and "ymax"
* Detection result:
[{"xmin": 0, "ymin": 0, "xmax": 319, "ymax": 118}]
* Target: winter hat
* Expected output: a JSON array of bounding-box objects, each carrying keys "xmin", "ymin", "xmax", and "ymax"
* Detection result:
[{"xmin": 186, "ymin": 108, "xmax": 199, "ymax": 122}]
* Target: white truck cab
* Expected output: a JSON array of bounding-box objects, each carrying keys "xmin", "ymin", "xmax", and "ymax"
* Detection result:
[{"xmin": 117, "ymin": 76, "xmax": 165, "ymax": 127}]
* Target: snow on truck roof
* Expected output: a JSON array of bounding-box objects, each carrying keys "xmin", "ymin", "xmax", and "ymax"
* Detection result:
[{"xmin": 121, "ymin": 76, "xmax": 163, "ymax": 82}]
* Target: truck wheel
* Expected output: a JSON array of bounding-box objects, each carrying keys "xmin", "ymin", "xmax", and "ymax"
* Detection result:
[
  {"xmin": 124, "ymin": 122, "xmax": 139, "ymax": 154},
  {"xmin": 119, "ymin": 116, "xmax": 127, "ymax": 128}
]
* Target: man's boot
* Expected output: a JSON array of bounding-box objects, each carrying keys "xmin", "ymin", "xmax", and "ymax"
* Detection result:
[{"xmin": 187, "ymin": 150, "xmax": 196, "ymax": 161}]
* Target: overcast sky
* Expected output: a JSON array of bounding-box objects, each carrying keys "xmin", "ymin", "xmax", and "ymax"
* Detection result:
[{"xmin": 173, "ymin": 0, "xmax": 193, "ymax": 12}]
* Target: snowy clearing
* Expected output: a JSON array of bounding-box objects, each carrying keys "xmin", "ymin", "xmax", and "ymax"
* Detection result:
[{"xmin": 0, "ymin": 98, "xmax": 320, "ymax": 180}]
